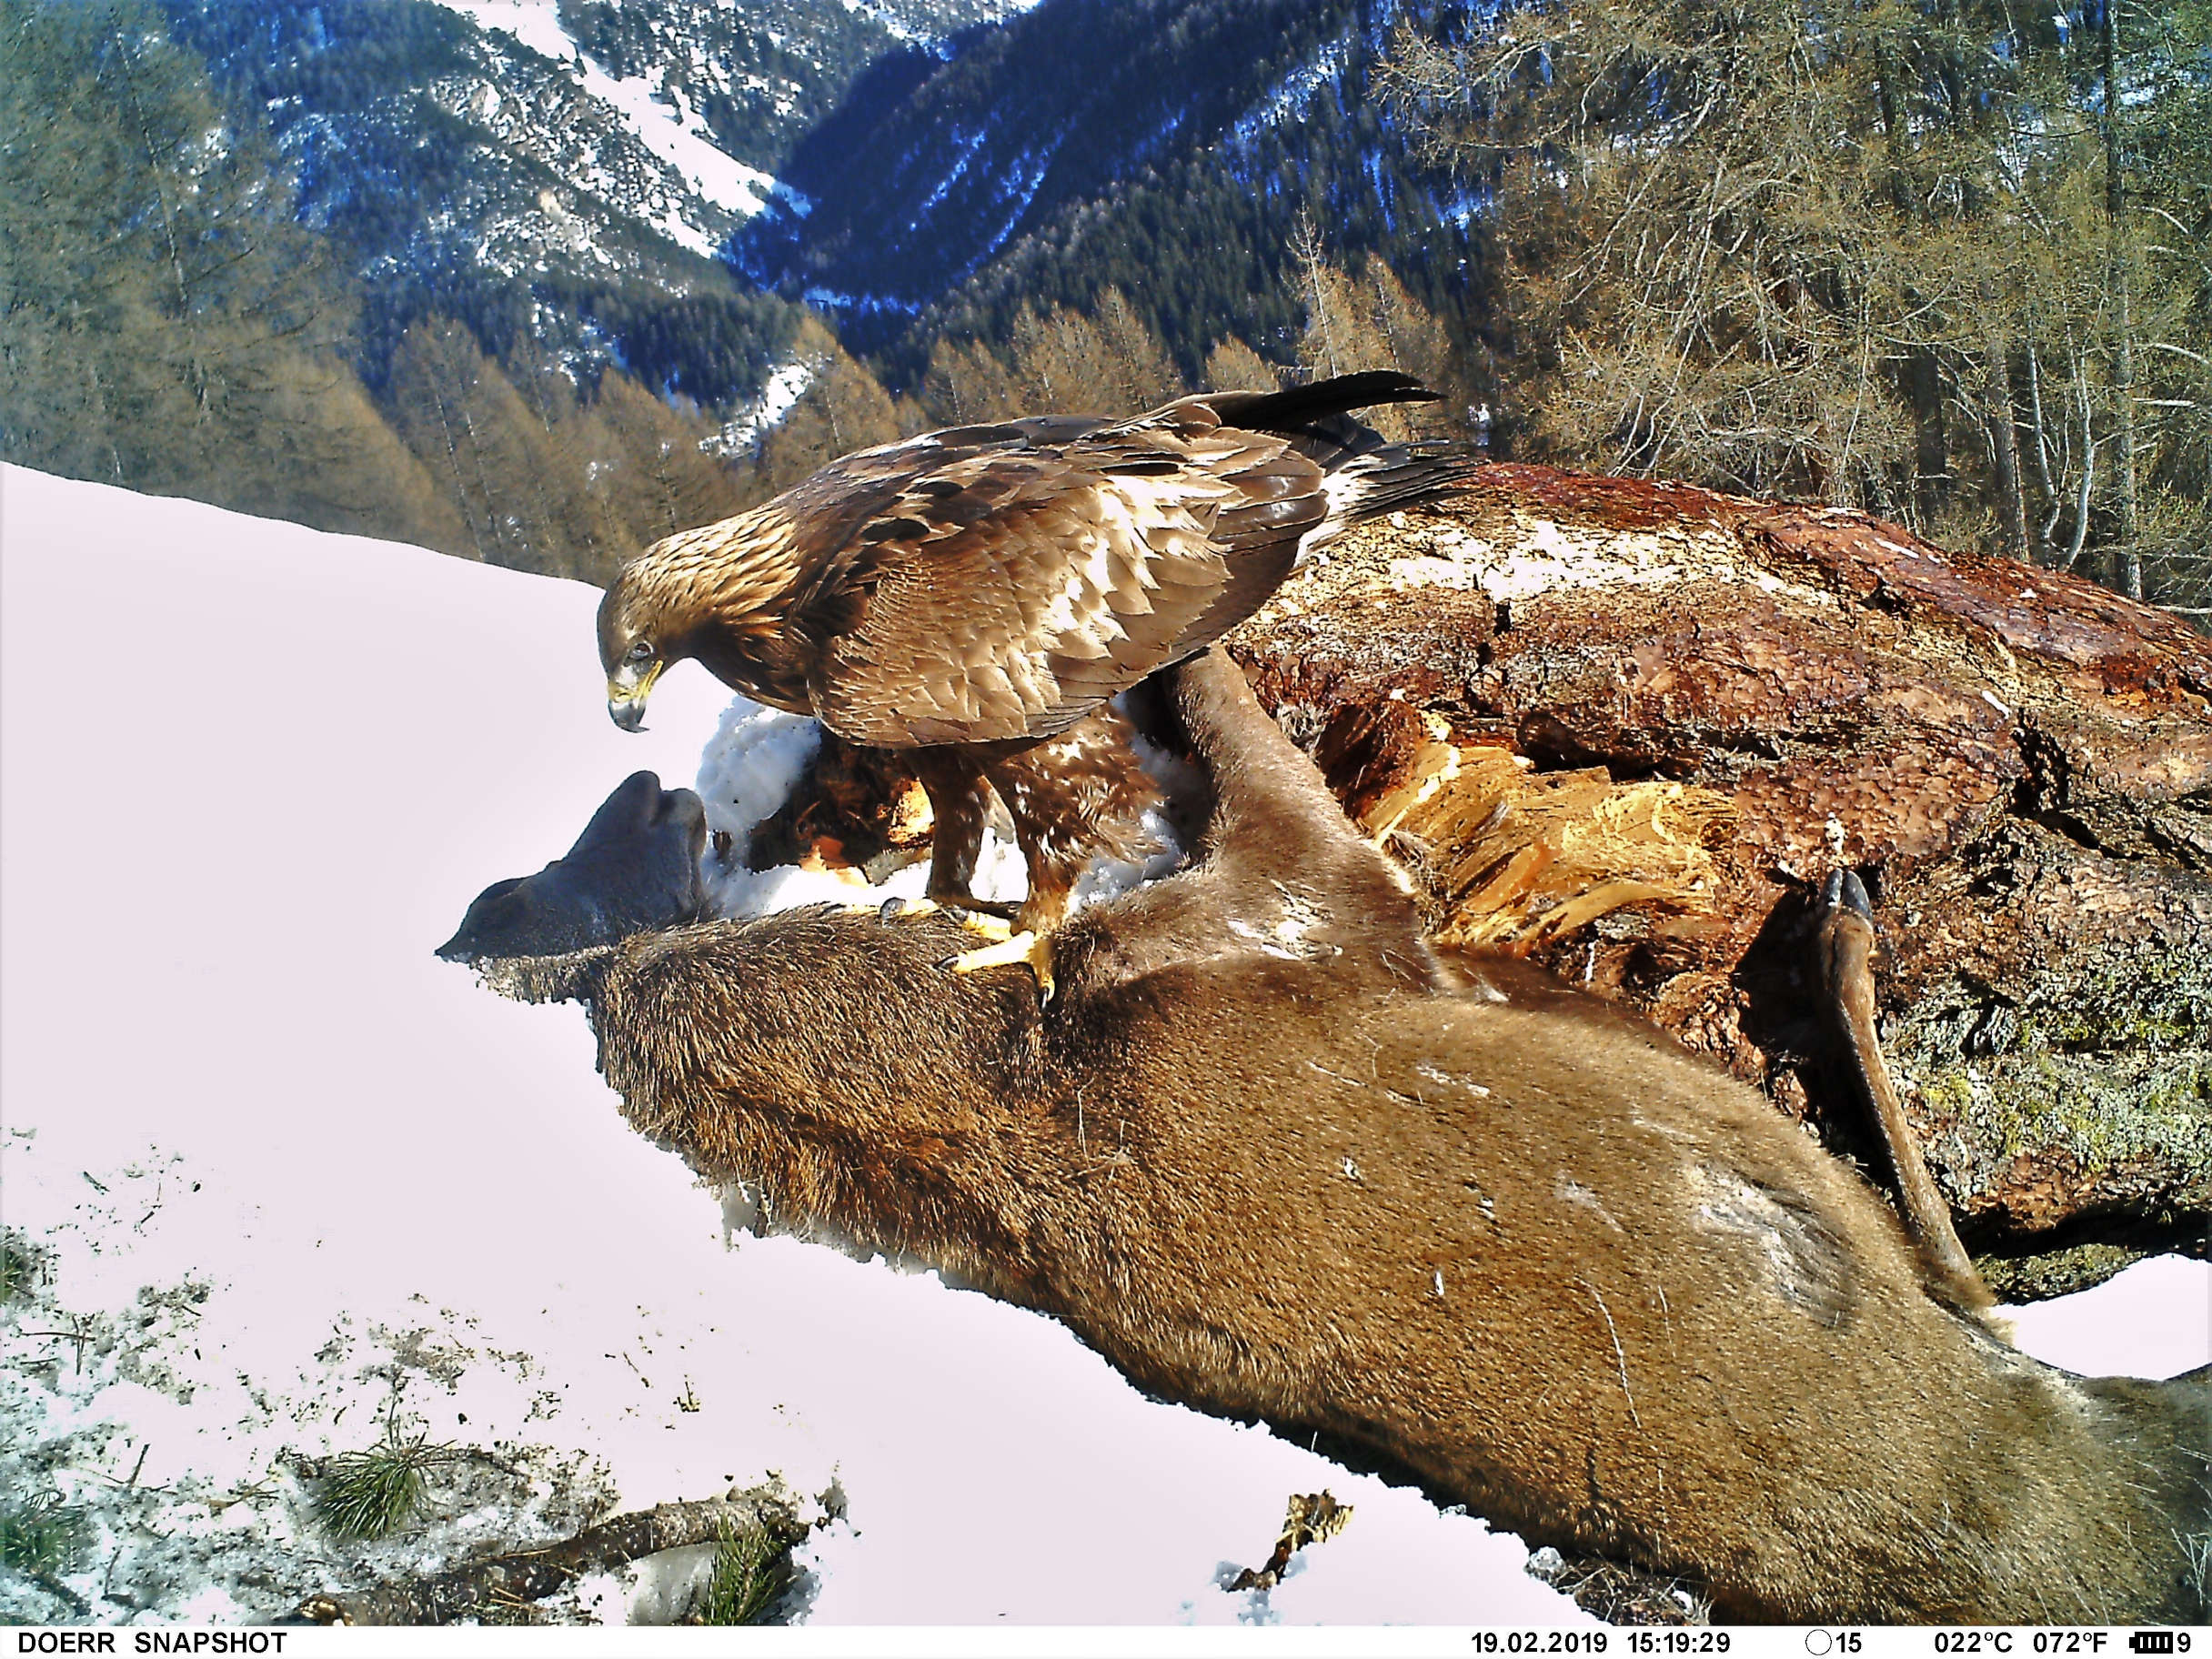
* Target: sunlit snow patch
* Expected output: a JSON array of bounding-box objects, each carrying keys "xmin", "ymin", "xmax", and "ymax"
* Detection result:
[
  {"xmin": 707, "ymin": 360, "xmax": 819, "ymax": 457},
  {"xmin": 572, "ymin": 56, "xmax": 779, "ymax": 226},
  {"xmin": 427, "ymin": 0, "xmax": 576, "ymax": 65}
]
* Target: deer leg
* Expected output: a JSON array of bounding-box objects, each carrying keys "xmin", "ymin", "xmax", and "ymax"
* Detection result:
[
  {"xmin": 1167, "ymin": 649, "xmax": 1358, "ymax": 858},
  {"xmin": 1815, "ymin": 870, "xmax": 1993, "ymax": 1312}
]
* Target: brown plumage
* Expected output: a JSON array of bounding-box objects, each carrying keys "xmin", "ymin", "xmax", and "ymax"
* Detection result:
[{"xmin": 598, "ymin": 371, "xmax": 1473, "ymax": 929}]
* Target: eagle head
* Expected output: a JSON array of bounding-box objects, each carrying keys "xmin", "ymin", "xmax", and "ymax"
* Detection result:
[
  {"xmin": 598, "ymin": 513, "xmax": 809, "ymax": 731},
  {"xmin": 598, "ymin": 567, "xmax": 671, "ymax": 733}
]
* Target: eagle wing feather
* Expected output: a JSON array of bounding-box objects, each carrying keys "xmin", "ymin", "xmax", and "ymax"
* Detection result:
[{"xmin": 799, "ymin": 416, "xmax": 1330, "ymax": 747}]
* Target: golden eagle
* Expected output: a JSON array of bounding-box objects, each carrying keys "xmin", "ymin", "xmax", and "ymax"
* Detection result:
[{"xmin": 598, "ymin": 371, "xmax": 1472, "ymax": 965}]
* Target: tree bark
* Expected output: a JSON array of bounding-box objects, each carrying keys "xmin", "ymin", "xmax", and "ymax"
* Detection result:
[{"xmin": 1225, "ymin": 467, "xmax": 2211, "ymax": 1285}]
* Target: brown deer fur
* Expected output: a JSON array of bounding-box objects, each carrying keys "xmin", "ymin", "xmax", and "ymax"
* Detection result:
[{"xmin": 535, "ymin": 651, "xmax": 2208, "ymax": 1624}]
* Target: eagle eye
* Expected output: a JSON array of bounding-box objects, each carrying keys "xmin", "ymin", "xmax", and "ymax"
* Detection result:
[{"xmin": 626, "ymin": 639, "xmax": 655, "ymax": 665}]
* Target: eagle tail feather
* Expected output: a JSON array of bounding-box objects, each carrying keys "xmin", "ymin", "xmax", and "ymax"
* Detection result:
[{"xmin": 1307, "ymin": 445, "xmax": 1483, "ymax": 558}]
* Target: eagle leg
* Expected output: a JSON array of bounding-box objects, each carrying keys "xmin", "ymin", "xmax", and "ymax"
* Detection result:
[
  {"xmin": 981, "ymin": 714, "xmax": 1162, "ymax": 937},
  {"xmin": 911, "ymin": 749, "xmax": 1001, "ymax": 914}
]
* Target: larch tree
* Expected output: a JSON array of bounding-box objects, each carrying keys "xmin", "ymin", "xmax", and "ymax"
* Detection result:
[
  {"xmin": 1379, "ymin": 0, "xmax": 2210, "ymax": 613},
  {"xmin": 0, "ymin": 0, "xmax": 460, "ymax": 550}
]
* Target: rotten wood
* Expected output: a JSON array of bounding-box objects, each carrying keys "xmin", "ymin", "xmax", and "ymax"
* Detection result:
[
  {"xmin": 714, "ymin": 464, "xmax": 2206, "ymax": 1282},
  {"xmin": 1224, "ymin": 464, "xmax": 2211, "ymax": 1272}
]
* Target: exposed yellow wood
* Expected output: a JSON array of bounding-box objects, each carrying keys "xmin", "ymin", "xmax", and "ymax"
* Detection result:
[{"xmin": 1360, "ymin": 741, "xmax": 1734, "ymax": 951}]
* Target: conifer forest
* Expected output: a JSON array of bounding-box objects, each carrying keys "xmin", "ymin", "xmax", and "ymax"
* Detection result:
[{"xmin": 2, "ymin": 0, "xmax": 2204, "ymax": 616}]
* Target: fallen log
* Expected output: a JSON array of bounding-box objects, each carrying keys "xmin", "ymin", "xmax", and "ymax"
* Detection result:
[{"xmin": 1223, "ymin": 466, "xmax": 2211, "ymax": 1284}]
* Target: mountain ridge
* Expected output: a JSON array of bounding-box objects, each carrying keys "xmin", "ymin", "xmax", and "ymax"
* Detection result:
[{"xmin": 161, "ymin": 0, "xmax": 1473, "ymax": 403}]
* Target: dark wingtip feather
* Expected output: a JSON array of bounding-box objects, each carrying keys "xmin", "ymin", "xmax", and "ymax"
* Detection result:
[{"xmin": 1209, "ymin": 372, "xmax": 1441, "ymax": 434}]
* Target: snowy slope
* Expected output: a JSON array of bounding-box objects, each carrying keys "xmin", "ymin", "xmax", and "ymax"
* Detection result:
[
  {"xmin": 0, "ymin": 468, "xmax": 1582, "ymax": 1625},
  {"xmin": 428, "ymin": 0, "xmax": 784, "ymax": 246},
  {"xmin": 3, "ymin": 468, "xmax": 2206, "ymax": 1627}
]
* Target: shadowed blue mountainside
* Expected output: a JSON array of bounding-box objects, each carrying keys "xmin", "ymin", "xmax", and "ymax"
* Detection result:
[{"xmin": 157, "ymin": 0, "xmax": 1478, "ymax": 398}]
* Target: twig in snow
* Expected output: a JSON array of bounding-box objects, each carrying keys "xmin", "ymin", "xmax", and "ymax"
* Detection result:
[
  {"xmin": 1228, "ymin": 1491, "xmax": 1354, "ymax": 1591},
  {"xmin": 24, "ymin": 1319, "xmax": 96, "ymax": 1372}
]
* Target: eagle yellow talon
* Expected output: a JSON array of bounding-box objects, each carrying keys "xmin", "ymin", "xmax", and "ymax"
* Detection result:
[
  {"xmin": 946, "ymin": 908, "xmax": 1014, "ymax": 944},
  {"xmin": 840, "ymin": 896, "xmax": 946, "ymax": 922},
  {"xmin": 946, "ymin": 930, "xmax": 1055, "ymax": 1000}
]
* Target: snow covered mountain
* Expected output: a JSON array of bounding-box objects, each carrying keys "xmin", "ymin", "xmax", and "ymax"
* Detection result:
[
  {"xmin": 166, "ymin": 0, "xmax": 1037, "ymax": 276},
  {"xmin": 165, "ymin": 0, "xmax": 772, "ymax": 287},
  {"xmin": 155, "ymin": 0, "xmax": 1042, "ymax": 407},
  {"xmin": 741, "ymin": 0, "xmax": 1383, "ymax": 308},
  {"xmin": 737, "ymin": 0, "xmax": 1475, "ymax": 366},
  {"xmin": 158, "ymin": 0, "xmax": 1467, "ymax": 406}
]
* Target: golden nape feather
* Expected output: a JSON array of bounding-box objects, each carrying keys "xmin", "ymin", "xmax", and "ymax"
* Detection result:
[{"xmin": 595, "ymin": 370, "xmax": 1479, "ymax": 943}]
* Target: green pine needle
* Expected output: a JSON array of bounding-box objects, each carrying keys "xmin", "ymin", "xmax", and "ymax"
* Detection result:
[
  {"xmin": 0, "ymin": 1491, "xmax": 87, "ymax": 1577},
  {"xmin": 314, "ymin": 1422, "xmax": 462, "ymax": 1543},
  {"xmin": 693, "ymin": 1515, "xmax": 791, "ymax": 1626}
]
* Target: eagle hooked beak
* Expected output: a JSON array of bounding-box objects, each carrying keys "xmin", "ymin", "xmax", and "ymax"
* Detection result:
[{"xmin": 607, "ymin": 659, "xmax": 663, "ymax": 732}]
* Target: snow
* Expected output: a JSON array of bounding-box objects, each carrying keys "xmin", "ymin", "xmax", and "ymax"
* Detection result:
[
  {"xmin": 2003, "ymin": 1254, "xmax": 2212, "ymax": 1380},
  {"xmin": 427, "ymin": 0, "xmax": 788, "ymax": 256},
  {"xmin": 843, "ymin": 0, "xmax": 1050, "ymax": 53},
  {"xmin": 911, "ymin": 126, "xmax": 992, "ymax": 225},
  {"xmin": 1229, "ymin": 35, "xmax": 1353, "ymax": 150},
  {"xmin": 427, "ymin": 0, "xmax": 576, "ymax": 70},
  {"xmin": 800, "ymin": 286, "xmax": 922, "ymax": 316},
  {"xmin": 570, "ymin": 53, "xmax": 779, "ymax": 226},
  {"xmin": 3, "ymin": 464, "xmax": 2205, "ymax": 1628},
  {"xmin": 842, "ymin": 0, "xmax": 943, "ymax": 50},
  {"xmin": 708, "ymin": 358, "xmax": 819, "ymax": 457},
  {"xmin": 0, "ymin": 468, "xmax": 1574, "ymax": 1626},
  {"xmin": 975, "ymin": 137, "xmax": 1066, "ymax": 264}
]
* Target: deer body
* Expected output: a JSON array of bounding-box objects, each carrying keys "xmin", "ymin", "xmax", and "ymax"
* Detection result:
[{"xmin": 531, "ymin": 652, "xmax": 2207, "ymax": 1624}]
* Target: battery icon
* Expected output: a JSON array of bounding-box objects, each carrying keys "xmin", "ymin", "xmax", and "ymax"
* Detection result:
[{"xmin": 2131, "ymin": 1635, "xmax": 2176, "ymax": 1654}]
